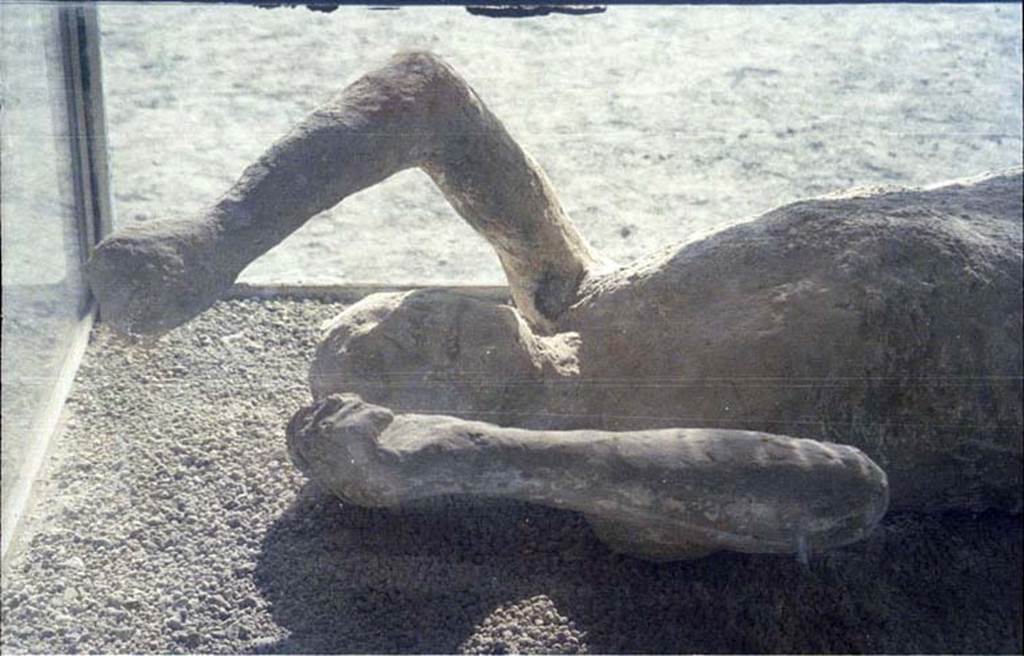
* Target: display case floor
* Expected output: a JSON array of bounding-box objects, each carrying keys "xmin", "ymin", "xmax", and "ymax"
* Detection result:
[{"xmin": 1, "ymin": 297, "xmax": 1021, "ymax": 654}]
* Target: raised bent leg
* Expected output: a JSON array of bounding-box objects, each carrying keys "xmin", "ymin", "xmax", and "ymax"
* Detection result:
[
  {"xmin": 286, "ymin": 394, "xmax": 890, "ymax": 561},
  {"xmin": 86, "ymin": 51, "xmax": 600, "ymax": 336}
]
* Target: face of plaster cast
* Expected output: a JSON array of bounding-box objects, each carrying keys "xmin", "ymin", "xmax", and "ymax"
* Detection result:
[{"xmin": 311, "ymin": 290, "xmax": 549, "ymax": 422}]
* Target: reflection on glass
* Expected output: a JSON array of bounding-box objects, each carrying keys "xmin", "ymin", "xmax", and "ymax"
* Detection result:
[{"xmin": 1, "ymin": 5, "xmax": 89, "ymax": 533}]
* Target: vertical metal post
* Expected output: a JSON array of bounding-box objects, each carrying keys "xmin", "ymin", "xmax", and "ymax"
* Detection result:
[{"xmin": 59, "ymin": 3, "xmax": 115, "ymax": 265}]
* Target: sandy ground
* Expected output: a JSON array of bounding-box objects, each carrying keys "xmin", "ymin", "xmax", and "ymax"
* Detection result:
[
  {"xmin": 1, "ymin": 297, "xmax": 1021, "ymax": 654},
  {"xmin": 97, "ymin": 4, "xmax": 1023, "ymax": 286}
]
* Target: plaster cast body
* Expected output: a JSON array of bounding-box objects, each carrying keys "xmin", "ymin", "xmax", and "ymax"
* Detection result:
[
  {"xmin": 312, "ymin": 171, "xmax": 1023, "ymax": 514},
  {"xmin": 85, "ymin": 52, "xmax": 1023, "ymax": 559}
]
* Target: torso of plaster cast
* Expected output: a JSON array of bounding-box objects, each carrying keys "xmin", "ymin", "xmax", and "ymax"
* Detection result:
[
  {"xmin": 310, "ymin": 172, "xmax": 1023, "ymax": 514},
  {"xmin": 85, "ymin": 52, "xmax": 1023, "ymax": 520}
]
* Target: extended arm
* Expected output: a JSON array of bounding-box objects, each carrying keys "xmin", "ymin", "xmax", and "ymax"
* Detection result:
[{"xmin": 287, "ymin": 394, "xmax": 889, "ymax": 560}]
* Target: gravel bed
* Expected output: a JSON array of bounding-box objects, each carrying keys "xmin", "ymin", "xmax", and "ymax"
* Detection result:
[{"xmin": 1, "ymin": 297, "xmax": 1021, "ymax": 654}]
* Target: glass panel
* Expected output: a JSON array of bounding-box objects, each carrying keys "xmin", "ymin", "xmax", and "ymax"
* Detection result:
[
  {"xmin": 99, "ymin": 4, "xmax": 1023, "ymax": 287},
  {"xmin": 1, "ymin": 5, "xmax": 89, "ymax": 529}
]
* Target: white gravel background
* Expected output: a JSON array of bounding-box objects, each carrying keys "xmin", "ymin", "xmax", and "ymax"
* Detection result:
[
  {"xmin": 97, "ymin": 4, "xmax": 1023, "ymax": 286},
  {"xmin": 1, "ymin": 298, "xmax": 1021, "ymax": 654}
]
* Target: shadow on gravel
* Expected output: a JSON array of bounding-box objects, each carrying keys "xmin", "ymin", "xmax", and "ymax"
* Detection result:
[{"xmin": 254, "ymin": 483, "xmax": 1023, "ymax": 654}]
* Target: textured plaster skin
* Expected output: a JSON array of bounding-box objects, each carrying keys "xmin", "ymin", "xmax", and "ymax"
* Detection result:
[
  {"xmin": 87, "ymin": 52, "xmax": 1023, "ymax": 557},
  {"xmin": 287, "ymin": 394, "xmax": 889, "ymax": 560}
]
